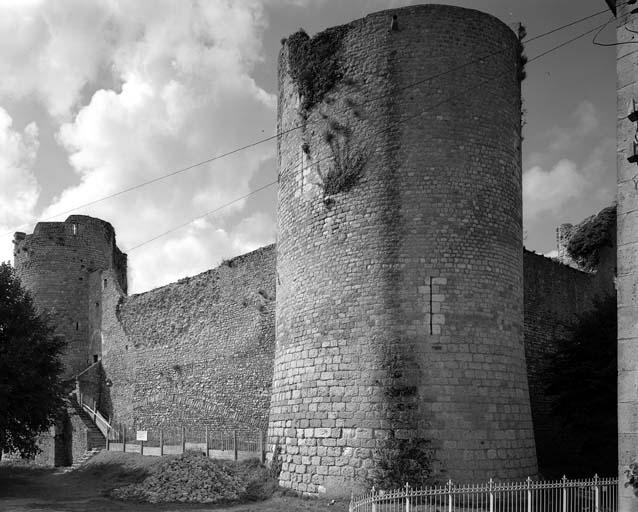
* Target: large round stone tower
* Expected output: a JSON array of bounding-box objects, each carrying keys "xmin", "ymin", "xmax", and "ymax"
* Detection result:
[
  {"xmin": 269, "ymin": 4, "xmax": 537, "ymax": 496},
  {"xmin": 13, "ymin": 215, "xmax": 127, "ymax": 379}
]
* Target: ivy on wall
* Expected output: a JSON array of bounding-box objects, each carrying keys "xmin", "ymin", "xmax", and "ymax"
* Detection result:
[
  {"xmin": 566, "ymin": 205, "xmax": 616, "ymax": 271},
  {"xmin": 287, "ymin": 24, "xmax": 351, "ymax": 112}
]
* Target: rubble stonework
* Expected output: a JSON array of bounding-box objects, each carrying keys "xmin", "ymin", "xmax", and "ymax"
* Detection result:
[{"xmin": 98, "ymin": 245, "xmax": 276, "ymax": 431}]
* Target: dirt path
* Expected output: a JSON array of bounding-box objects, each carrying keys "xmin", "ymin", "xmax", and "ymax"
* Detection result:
[{"xmin": 0, "ymin": 454, "xmax": 349, "ymax": 512}]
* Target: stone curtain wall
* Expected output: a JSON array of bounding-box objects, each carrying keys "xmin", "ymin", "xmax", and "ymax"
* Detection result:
[
  {"xmin": 13, "ymin": 215, "xmax": 127, "ymax": 378},
  {"xmin": 271, "ymin": 5, "xmax": 536, "ymax": 496},
  {"xmin": 99, "ymin": 245, "xmax": 276, "ymax": 432},
  {"xmin": 522, "ymin": 250, "xmax": 600, "ymax": 474}
]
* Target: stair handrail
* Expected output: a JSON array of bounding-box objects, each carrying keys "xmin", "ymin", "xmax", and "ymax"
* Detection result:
[
  {"xmin": 78, "ymin": 394, "xmax": 113, "ymax": 439},
  {"xmin": 73, "ymin": 360, "xmax": 101, "ymax": 380}
]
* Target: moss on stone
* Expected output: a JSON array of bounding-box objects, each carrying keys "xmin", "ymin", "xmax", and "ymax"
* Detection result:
[{"xmin": 370, "ymin": 437, "xmax": 435, "ymax": 489}]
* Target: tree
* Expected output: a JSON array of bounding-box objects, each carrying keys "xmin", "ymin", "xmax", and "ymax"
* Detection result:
[
  {"xmin": 545, "ymin": 294, "xmax": 617, "ymax": 476},
  {"xmin": 566, "ymin": 205, "xmax": 616, "ymax": 271},
  {"xmin": 0, "ymin": 262, "xmax": 66, "ymax": 459}
]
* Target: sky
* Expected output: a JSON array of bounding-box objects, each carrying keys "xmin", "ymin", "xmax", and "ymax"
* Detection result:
[{"xmin": 0, "ymin": 0, "xmax": 617, "ymax": 294}]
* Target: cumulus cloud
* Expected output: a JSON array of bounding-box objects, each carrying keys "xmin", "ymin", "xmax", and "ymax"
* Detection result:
[
  {"xmin": 125, "ymin": 211, "xmax": 276, "ymax": 292},
  {"xmin": 14, "ymin": 0, "xmax": 278, "ymax": 292},
  {"xmin": 545, "ymin": 100, "xmax": 600, "ymax": 155},
  {"xmin": 0, "ymin": 0, "xmax": 118, "ymax": 118},
  {"xmin": 0, "ymin": 108, "xmax": 40, "ymax": 264},
  {"xmin": 231, "ymin": 212, "xmax": 277, "ymax": 255},
  {"xmin": 523, "ymin": 159, "xmax": 588, "ymax": 221},
  {"xmin": 523, "ymin": 100, "xmax": 614, "ymax": 235},
  {"xmin": 574, "ymin": 101, "xmax": 599, "ymax": 136}
]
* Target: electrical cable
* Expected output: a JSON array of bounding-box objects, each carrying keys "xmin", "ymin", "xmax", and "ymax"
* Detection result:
[
  {"xmin": 524, "ymin": 8, "xmax": 610, "ymax": 43},
  {"xmin": 126, "ymin": 180, "xmax": 278, "ymax": 251},
  {"xmin": 592, "ymin": 11, "xmax": 638, "ymax": 46},
  {"xmin": 124, "ymin": 17, "xmax": 611, "ymax": 253},
  {"xmin": 529, "ymin": 18, "xmax": 613, "ymax": 59},
  {"xmin": 2, "ymin": 3, "xmax": 620, "ymax": 238}
]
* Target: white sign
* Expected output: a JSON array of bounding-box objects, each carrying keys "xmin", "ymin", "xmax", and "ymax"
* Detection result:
[{"xmin": 136, "ymin": 430, "xmax": 147, "ymax": 441}]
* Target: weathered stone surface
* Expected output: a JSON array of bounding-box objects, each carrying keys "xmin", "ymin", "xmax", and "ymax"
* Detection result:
[
  {"xmin": 99, "ymin": 245, "xmax": 276, "ymax": 432},
  {"xmin": 13, "ymin": 215, "xmax": 127, "ymax": 379},
  {"xmin": 269, "ymin": 4, "xmax": 536, "ymax": 496},
  {"xmin": 617, "ymin": 5, "xmax": 638, "ymax": 511}
]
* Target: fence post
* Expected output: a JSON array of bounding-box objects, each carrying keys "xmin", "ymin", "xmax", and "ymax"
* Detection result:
[
  {"xmin": 205, "ymin": 425, "xmax": 209, "ymax": 458},
  {"xmin": 404, "ymin": 482, "xmax": 411, "ymax": 512},
  {"xmin": 561, "ymin": 475, "xmax": 568, "ymax": 512},
  {"xmin": 122, "ymin": 426, "xmax": 126, "ymax": 453},
  {"xmin": 160, "ymin": 429, "xmax": 164, "ymax": 456},
  {"xmin": 258, "ymin": 429, "xmax": 265, "ymax": 463},
  {"xmin": 488, "ymin": 478, "xmax": 494, "ymax": 512},
  {"xmin": 233, "ymin": 430, "xmax": 238, "ymax": 461},
  {"xmin": 526, "ymin": 476, "xmax": 532, "ymax": 512},
  {"xmin": 181, "ymin": 425, "xmax": 186, "ymax": 454},
  {"xmin": 447, "ymin": 479, "xmax": 453, "ymax": 512},
  {"xmin": 371, "ymin": 486, "xmax": 377, "ymax": 512},
  {"xmin": 594, "ymin": 474, "xmax": 600, "ymax": 512}
]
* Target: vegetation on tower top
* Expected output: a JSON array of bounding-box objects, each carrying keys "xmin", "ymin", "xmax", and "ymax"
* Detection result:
[
  {"xmin": 566, "ymin": 205, "xmax": 616, "ymax": 271},
  {"xmin": 286, "ymin": 24, "xmax": 351, "ymax": 112}
]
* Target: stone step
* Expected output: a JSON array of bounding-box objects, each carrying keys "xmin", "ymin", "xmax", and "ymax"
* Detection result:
[{"xmin": 55, "ymin": 448, "xmax": 102, "ymax": 474}]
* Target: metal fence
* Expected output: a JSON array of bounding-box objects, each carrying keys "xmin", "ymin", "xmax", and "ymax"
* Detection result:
[
  {"xmin": 349, "ymin": 476, "xmax": 618, "ymax": 512},
  {"xmin": 106, "ymin": 423, "xmax": 266, "ymax": 462}
]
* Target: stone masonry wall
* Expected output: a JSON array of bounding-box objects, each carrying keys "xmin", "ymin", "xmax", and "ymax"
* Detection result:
[
  {"xmin": 615, "ymin": 4, "xmax": 638, "ymax": 511},
  {"xmin": 99, "ymin": 245, "xmax": 276, "ymax": 432},
  {"xmin": 270, "ymin": 5, "xmax": 536, "ymax": 496},
  {"xmin": 13, "ymin": 215, "xmax": 127, "ymax": 378},
  {"xmin": 522, "ymin": 250, "xmax": 603, "ymax": 475}
]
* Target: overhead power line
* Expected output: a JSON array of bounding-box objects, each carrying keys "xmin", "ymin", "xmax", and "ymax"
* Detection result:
[
  {"xmin": 126, "ymin": 181, "xmax": 278, "ymax": 251},
  {"xmin": 124, "ymin": 16, "xmax": 611, "ymax": 252},
  {"xmin": 2, "ymin": 4, "xmax": 619, "ymax": 238}
]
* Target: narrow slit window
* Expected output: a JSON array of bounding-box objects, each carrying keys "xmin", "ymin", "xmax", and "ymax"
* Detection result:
[
  {"xmin": 429, "ymin": 276, "xmax": 433, "ymax": 335},
  {"xmin": 103, "ymin": 278, "xmax": 107, "ymax": 289},
  {"xmin": 75, "ymin": 322, "xmax": 79, "ymax": 331},
  {"xmin": 72, "ymin": 223, "xmax": 77, "ymax": 235}
]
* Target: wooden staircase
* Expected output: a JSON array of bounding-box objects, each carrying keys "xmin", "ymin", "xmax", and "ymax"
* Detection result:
[{"xmin": 69, "ymin": 397, "xmax": 107, "ymax": 451}]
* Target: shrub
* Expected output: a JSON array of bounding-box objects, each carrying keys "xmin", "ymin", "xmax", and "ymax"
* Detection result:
[
  {"xmin": 369, "ymin": 437, "xmax": 434, "ymax": 490},
  {"xmin": 566, "ymin": 205, "xmax": 616, "ymax": 271},
  {"xmin": 110, "ymin": 452, "xmax": 277, "ymax": 504},
  {"xmin": 317, "ymin": 133, "xmax": 368, "ymax": 198}
]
